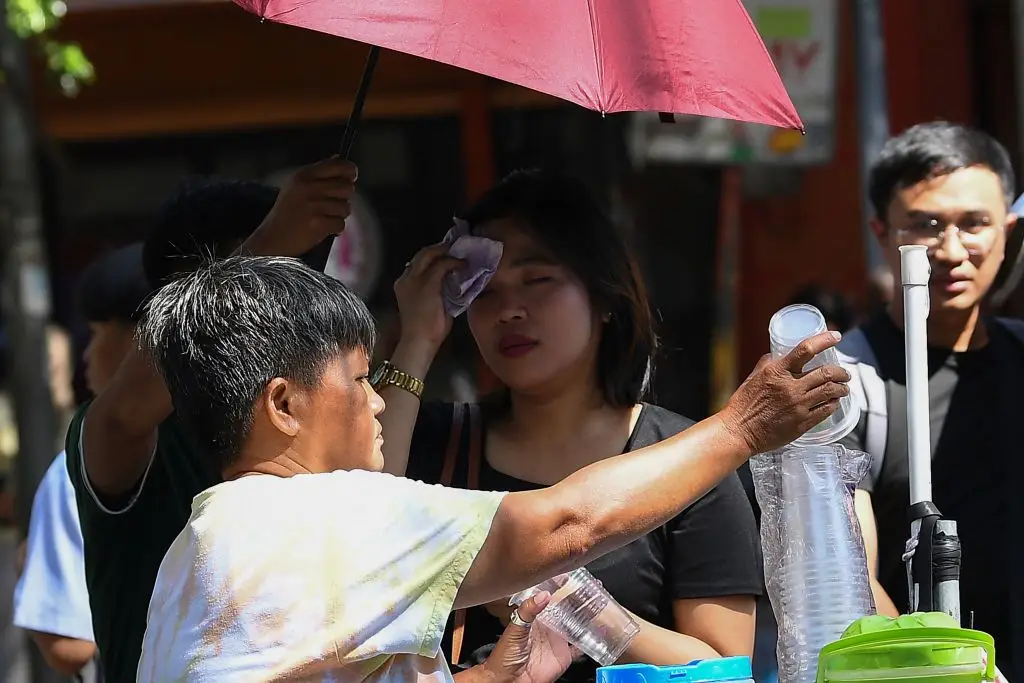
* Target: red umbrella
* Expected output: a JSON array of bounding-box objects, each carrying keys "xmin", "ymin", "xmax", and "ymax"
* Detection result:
[
  {"xmin": 234, "ymin": 0, "xmax": 802, "ymax": 136},
  {"xmin": 239, "ymin": 0, "xmax": 802, "ymax": 271}
]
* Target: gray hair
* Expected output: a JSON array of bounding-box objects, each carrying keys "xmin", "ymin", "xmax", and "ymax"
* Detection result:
[{"xmin": 139, "ymin": 255, "xmax": 376, "ymax": 470}]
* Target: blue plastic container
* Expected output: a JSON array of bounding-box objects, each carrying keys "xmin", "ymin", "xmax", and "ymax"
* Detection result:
[{"xmin": 596, "ymin": 656, "xmax": 754, "ymax": 683}]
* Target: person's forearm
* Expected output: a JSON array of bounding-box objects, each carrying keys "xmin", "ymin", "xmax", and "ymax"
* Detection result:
[
  {"xmin": 234, "ymin": 222, "xmax": 306, "ymax": 258},
  {"xmin": 618, "ymin": 617, "xmax": 720, "ymax": 666},
  {"xmin": 460, "ymin": 413, "xmax": 753, "ymax": 607},
  {"xmin": 545, "ymin": 413, "xmax": 752, "ymax": 569},
  {"xmin": 84, "ymin": 345, "xmax": 172, "ymax": 495},
  {"xmin": 852, "ymin": 490, "xmax": 897, "ymax": 617},
  {"xmin": 29, "ymin": 632, "xmax": 96, "ymax": 677},
  {"xmin": 92, "ymin": 345, "xmax": 171, "ymax": 436},
  {"xmin": 871, "ymin": 579, "xmax": 900, "ymax": 617},
  {"xmin": 379, "ymin": 338, "xmax": 437, "ymax": 477}
]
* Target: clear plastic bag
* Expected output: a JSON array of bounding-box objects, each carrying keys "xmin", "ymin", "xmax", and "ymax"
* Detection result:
[{"xmin": 751, "ymin": 444, "xmax": 876, "ymax": 683}]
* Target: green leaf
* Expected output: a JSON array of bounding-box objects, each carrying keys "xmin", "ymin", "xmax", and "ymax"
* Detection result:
[{"xmin": 4, "ymin": 0, "xmax": 95, "ymax": 96}]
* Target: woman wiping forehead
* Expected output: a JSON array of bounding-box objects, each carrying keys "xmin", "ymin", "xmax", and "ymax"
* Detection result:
[
  {"xmin": 461, "ymin": 172, "xmax": 656, "ymax": 406},
  {"xmin": 384, "ymin": 169, "xmax": 768, "ymax": 677},
  {"xmin": 470, "ymin": 221, "xmax": 621, "ymax": 456}
]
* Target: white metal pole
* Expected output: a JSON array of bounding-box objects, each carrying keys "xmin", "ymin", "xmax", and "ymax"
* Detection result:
[{"xmin": 900, "ymin": 245, "xmax": 932, "ymax": 506}]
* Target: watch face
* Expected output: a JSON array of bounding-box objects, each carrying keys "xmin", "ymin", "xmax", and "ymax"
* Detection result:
[{"xmin": 370, "ymin": 362, "xmax": 389, "ymax": 387}]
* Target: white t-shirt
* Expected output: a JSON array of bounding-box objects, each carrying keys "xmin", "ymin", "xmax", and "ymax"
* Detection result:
[
  {"xmin": 13, "ymin": 451, "xmax": 95, "ymax": 643},
  {"xmin": 137, "ymin": 469, "xmax": 504, "ymax": 682}
]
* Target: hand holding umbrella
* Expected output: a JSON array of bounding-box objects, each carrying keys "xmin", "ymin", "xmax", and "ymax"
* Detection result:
[{"xmin": 243, "ymin": 157, "xmax": 358, "ymax": 270}]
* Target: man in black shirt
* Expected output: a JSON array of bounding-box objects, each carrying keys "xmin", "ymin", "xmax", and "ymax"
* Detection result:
[{"xmin": 839, "ymin": 121, "xmax": 1024, "ymax": 678}]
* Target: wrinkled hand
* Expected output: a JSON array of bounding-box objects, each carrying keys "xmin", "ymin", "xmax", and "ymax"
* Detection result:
[
  {"xmin": 722, "ymin": 331, "xmax": 851, "ymax": 454},
  {"xmin": 393, "ymin": 243, "xmax": 464, "ymax": 350},
  {"xmin": 252, "ymin": 157, "xmax": 358, "ymax": 256},
  {"xmin": 481, "ymin": 592, "xmax": 578, "ymax": 683}
]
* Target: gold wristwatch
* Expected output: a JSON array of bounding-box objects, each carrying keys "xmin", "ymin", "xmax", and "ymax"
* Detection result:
[{"xmin": 370, "ymin": 360, "xmax": 425, "ymax": 399}]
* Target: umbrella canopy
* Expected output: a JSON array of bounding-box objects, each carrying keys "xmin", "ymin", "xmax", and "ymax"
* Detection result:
[{"xmin": 235, "ymin": 0, "xmax": 803, "ymax": 130}]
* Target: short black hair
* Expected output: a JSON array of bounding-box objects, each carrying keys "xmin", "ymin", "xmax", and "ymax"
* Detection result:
[
  {"xmin": 462, "ymin": 169, "xmax": 656, "ymax": 407},
  {"xmin": 77, "ymin": 242, "xmax": 152, "ymax": 324},
  {"xmin": 142, "ymin": 179, "xmax": 279, "ymax": 288},
  {"xmin": 139, "ymin": 255, "xmax": 377, "ymax": 471},
  {"xmin": 868, "ymin": 121, "xmax": 1015, "ymax": 220}
]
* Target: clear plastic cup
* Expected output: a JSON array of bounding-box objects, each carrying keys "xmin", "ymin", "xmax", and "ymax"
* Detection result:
[
  {"xmin": 509, "ymin": 567, "xmax": 639, "ymax": 666},
  {"xmin": 768, "ymin": 304, "xmax": 860, "ymax": 446}
]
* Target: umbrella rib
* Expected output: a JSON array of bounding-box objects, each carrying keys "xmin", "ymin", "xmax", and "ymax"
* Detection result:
[
  {"xmin": 584, "ymin": 0, "xmax": 605, "ymax": 112},
  {"xmin": 260, "ymin": 0, "xmax": 317, "ymax": 20}
]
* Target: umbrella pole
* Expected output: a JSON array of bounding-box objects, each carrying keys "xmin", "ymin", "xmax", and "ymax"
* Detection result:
[
  {"xmin": 900, "ymin": 245, "xmax": 962, "ymax": 622},
  {"xmin": 340, "ymin": 46, "xmax": 381, "ymax": 158},
  {"xmin": 305, "ymin": 46, "xmax": 381, "ymax": 273}
]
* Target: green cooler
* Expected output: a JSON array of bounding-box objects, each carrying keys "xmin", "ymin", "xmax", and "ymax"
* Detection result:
[{"xmin": 816, "ymin": 614, "xmax": 996, "ymax": 683}]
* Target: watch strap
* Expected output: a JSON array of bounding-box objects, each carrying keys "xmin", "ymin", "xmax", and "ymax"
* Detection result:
[{"xmin": 375, "ymin": 362, "xmax": 424, "ymax": 399}]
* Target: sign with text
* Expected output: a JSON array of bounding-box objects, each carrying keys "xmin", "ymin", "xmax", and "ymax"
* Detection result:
[{"xmin": 628, "ymin": 0, "xmax": 837, "ymax": 166}]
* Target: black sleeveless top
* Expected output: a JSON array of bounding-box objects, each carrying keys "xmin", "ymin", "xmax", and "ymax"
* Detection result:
[{"xmin": 407, "ymin": 401, "xmax": 763, "ymax": 682}]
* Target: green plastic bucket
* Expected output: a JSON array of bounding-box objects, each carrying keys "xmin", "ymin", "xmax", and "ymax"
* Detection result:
[{"xmin": 816, "ymin": 614, "xmax": 996, "ymax": 683}]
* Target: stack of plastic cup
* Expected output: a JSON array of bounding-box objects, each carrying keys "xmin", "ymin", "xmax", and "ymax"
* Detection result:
[
  {"xmin": 768, "ymin": 444, "xmax": 875, "ymax": 683},
  {"xmin": 510, "ymin": 567, "xmax": 639, "ymax": 666},
  {"xmin": 768, "ymin": 304, "xmax": 860, "ymax": 446},
  {"xmin": 753, "ymin": 304, "xmax": 875, "ymax": 683}
]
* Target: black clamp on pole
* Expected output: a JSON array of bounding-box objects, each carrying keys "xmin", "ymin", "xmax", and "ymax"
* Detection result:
[{"xmin": 908, "ymin": 500, "xmax": 942, "ymax": 613}]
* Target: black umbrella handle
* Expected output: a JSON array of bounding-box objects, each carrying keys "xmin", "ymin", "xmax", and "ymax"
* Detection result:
[
  {"xmin": 340, "ymin": 45, "xmax": 381, "ymax": 158},
  {"xmin": 306, "ymin": 45, "xmax": 381, "ymax": 273}
]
